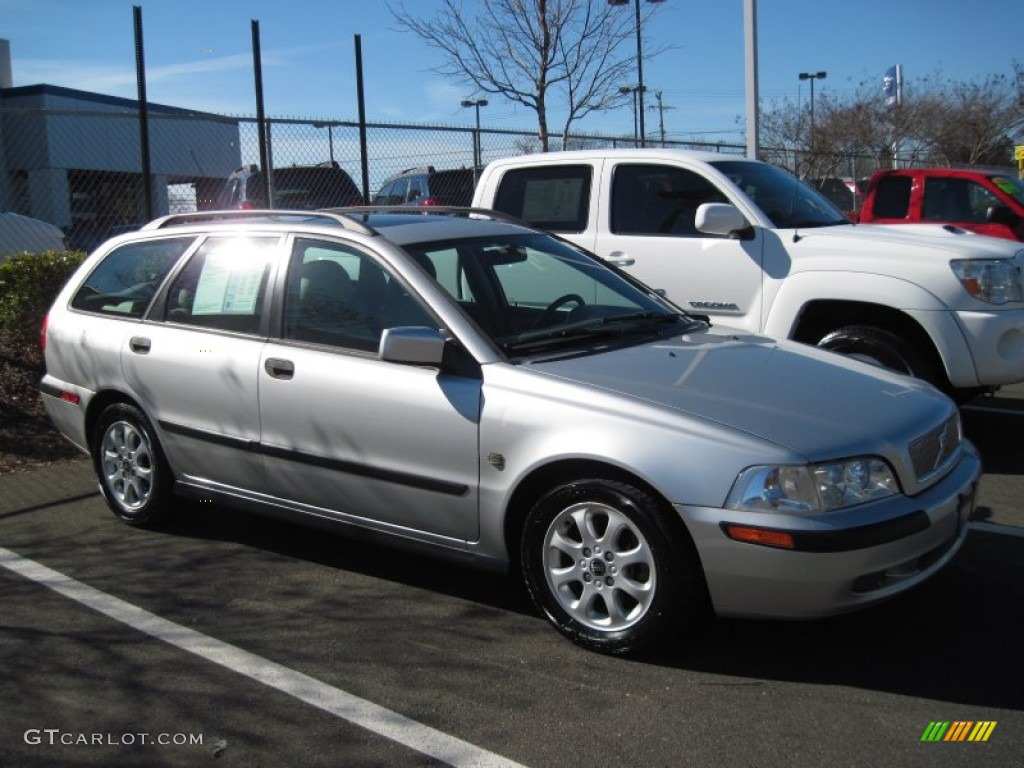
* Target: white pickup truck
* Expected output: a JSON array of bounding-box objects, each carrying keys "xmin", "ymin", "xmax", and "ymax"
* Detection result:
[{"xmin": 472, "ymin": 149, "xmax": 1024, "ymax": 401}]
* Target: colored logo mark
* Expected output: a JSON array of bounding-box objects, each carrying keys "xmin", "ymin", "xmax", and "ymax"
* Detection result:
[{"xmin": 921, "ymin": 721, "xmax": 996, "ymax": 742}]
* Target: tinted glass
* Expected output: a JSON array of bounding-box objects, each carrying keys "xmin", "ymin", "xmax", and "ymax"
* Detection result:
[
  {"xmin": 71, "ymin": 237, "xmax": 193, "ymax": 317},
  {"xmin": 871, "ymin": 176, "xmax": 912, "ymax": 219},
  {"xmin": 493, "ymin": 165, "xmax": 592, "ymax": 232},
  {"xmin": 611, "ymin": 164, "xmax": 729, "ymax": 236},
  {"xmin": 283, "ymin": 238, "xmax": 435, "ymax": 352},
  {"xmin": 711, "ymin": 160, "xmax": 848, "ymax": 228}
]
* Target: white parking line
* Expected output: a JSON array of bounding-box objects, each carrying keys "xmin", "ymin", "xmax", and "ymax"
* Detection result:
[
  {"xmin": 970, "ymin": 521, "xmax": 1024, "ymax": 538},
  {"xmin": 0, "ymin": 545, "xmax": 526, "ymax": 768}
]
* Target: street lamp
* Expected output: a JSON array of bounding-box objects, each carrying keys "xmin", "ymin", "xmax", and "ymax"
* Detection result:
[
  {"xmin": 619, "ymin": 85, "xmax": 646, "ymax": 147},
  {"xmin": 461, "ymin": 98, "xmax": 488, "ymax": 171},
  {"xmin": 798, "ymin": 71, "xmax": 827, "ymax": 138},
  {"xmin": 609, "ymin": 0, "xmax": 664, "ymax": 148}
]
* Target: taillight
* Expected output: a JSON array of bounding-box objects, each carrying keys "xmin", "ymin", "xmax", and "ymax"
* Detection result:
[
  {"xmin": 40, "ymin": 313, "xmax": 48, "ymax": 352},
  {"xmin": 418, "ymin": 197, "xmax": 440, "ymax": 207},
  {"xmin": 239, "ymin": 200, "xmax": 255, "ymax": 210}
]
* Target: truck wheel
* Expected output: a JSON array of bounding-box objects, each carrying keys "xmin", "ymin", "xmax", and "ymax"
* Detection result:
[
  {"xmin": 817, "ymin": 325, "xmax": 940, "ymax": 383},
  {"xmin": 520, "ymin": 478, "xmax": 704, "ymax": 654}
]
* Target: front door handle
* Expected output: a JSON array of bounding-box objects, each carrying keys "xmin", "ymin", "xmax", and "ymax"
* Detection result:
[
  {"xmin": 264, "ymin": 357, "xmax": 295, "ymax": 380},
  {"xmin": 129, "ymin": 336, "xmax": 151, "ymax": 354},
  {"xmin": 606, "ymin": 253, "xmax": 635, "ymax": 267}
]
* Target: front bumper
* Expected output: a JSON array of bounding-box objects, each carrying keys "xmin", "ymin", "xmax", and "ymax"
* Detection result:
[
  {"xmin": 954, "ymin": 309, "xmax": 1024, "ymax": 387},
  {"xmin": 678, "ymin": 443, "xmax": 982, "ymax": 619}
]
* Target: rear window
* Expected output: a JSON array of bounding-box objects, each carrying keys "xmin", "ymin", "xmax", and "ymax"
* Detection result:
[
  {"xmin": 70, "ymin": 237, "xmax": 193, "ymax": 317},
  {"xmin": 872, "ymin": 176, "xmax": 912, "ymax": 219},
  {"xmin": 492, "ymin": 165, "xmax": 591, "ymax": 232}
]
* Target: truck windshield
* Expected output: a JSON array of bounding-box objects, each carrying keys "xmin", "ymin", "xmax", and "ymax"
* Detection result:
[{"xmin": 711, "ymin": 160, "xmax": 850, "ymax": 229}]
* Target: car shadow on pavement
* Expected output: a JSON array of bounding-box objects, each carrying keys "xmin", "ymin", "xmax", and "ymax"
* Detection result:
[{"xmin": 639, "ymin": 527, "xmax": 1022, "ymax": 710}]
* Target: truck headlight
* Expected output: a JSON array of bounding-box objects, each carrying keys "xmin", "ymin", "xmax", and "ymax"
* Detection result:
[
  {"xmin": 951, "ymin": 259, "xmax": 1022, "ymax": 304},
  {"xmin": 727, "ymin": 457, "xmax": 900, "ymax": 514}
]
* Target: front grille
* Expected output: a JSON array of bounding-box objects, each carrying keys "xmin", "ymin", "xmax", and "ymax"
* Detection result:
[{"xmin": 909, "ymin": 415, "xmax": 961, "ymax": 482}]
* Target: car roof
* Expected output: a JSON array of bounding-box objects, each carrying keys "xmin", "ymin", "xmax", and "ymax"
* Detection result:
[{"xmin": 138, "ymin": 207, "xmax": 533, "ymax": 245}]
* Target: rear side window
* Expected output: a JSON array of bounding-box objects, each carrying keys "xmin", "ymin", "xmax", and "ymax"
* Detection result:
[
  {"xmin": 164, "ymin": 237, "xmax": 278, "ymax": 334},
  {"xmin": 71, "ymin": 237, "xmax": 193, "ymax": 317},
  {"xmin": 492, "ymin": 165, "xmax": 591, "ymax": 232},
  {"xmin": 872, "ymin": 176, "xmax": 912, "ymax": 219}
]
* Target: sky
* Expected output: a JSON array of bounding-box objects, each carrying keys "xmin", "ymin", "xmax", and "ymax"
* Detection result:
[{"xmin": 1, "ymin": 0, "xmax": 1021, "ymax": 145}]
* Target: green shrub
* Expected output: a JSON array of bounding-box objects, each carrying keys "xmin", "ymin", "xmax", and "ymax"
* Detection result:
[{"xmin": 0, "ymin": 250, "xmax": 87, "ymax": 340}]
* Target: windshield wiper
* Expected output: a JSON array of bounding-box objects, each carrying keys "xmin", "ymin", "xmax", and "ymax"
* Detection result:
[{"xmin": 502, "ymin": 312, "xmax": 697, "ymax": 354}]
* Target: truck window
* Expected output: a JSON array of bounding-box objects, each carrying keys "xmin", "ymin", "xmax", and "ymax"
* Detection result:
[
  {"xmin": 611, "ymin": 164, "xmax": 727, "ymax": 236},
  {"xmin": 872, "ymin": 176, "xmax": 912, "ymax": 219},
  {"xmin": 493, "ymin": 165, "xmax": 591, "ymax": 232},
  {"xmin": 923, "ymin": 178, "xmax": 993, "ymax": 223}
]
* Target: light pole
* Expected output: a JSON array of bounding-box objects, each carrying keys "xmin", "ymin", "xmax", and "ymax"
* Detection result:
[
  {"xmin": 461, "ymin": 98, "xmax": 488, "ymax": 171},
  {"xmin": 311, "ymin": 121, "xmax": 336, "ymax": 163},
  {"xmin": 609, "ymin": 0, "xmax": 664, "ymax": 148},
  {"xmin": 619, "ymin": 85, "xmax": 646, "ymax": 147},
  {"xmin": 798, "ymin": 71, "xmax": 826, "ymax": 138}
]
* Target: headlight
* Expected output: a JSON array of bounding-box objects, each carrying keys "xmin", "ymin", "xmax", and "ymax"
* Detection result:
[
  {"xmin": 727, "ymin": 457, "xmax": 900, "ymax": 514},
  {"xmin": 951, "ymin": 259, "xmax": 1022, "ymax": 304}
]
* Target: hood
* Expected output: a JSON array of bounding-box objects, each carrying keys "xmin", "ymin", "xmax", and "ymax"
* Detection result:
[
  {"xmin": 795, "ymin": 221, "xmax": 1022, "ymax": 259},
  {"xmin": 529, "ymin": 328, "xmax": 955, "ymax": 462}
]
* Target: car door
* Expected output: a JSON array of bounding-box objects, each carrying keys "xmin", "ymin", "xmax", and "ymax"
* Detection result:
[
  {"xmin": 258, "ymin": 235, "xmax": 482, "ymax": 542},
  {"xmin": 593, "ymin": 161, "xmax": 765, "ymax": 332},
  {"xmin": 122, "ymin": 234, "xmax": 282, "ymax": 492}
]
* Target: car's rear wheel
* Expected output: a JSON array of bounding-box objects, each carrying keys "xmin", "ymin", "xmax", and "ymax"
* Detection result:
[
  {"xmin": 521, "ymin": 478, "xmax": 704, "ymax": 654},
  {"xmin": 92, "ymin": 403, "xmax": 174, "ymax": 527}
]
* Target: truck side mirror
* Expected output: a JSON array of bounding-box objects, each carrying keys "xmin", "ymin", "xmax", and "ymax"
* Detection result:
[
  {"xmin": 695, "ymin": 203, "xmax": 749, "ymax": 238},
  {"xmin": 986, "ymin": 205, "xmax": 1020, "ymax": 228}
]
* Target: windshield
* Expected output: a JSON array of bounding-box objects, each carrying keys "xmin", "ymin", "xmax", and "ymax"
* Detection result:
[
  {"xmin": 402, "ymin": 233, "xmax": 702, "ymax": 357},
  {"xmin": 991, "ymin": 176, "xmax": 1024, "ymax": 206},
  {"xmin": 711, "ymin": 160, "xmax": 850, "ymax": 229}
]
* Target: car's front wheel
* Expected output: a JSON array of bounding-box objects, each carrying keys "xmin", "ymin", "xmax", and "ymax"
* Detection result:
[
  {"xmin": 521, "ymin": 478, "xmax": 704, "ymax": 654},
  {"xmin": 91, "ymin": 402, "xmax": 174, "ymax": 527}
]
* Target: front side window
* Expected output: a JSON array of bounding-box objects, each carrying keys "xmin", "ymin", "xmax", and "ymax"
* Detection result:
[
  {"xmin": 71, "ymin": 237, "xmax": 193, "ymax": 317},
  {"xmin": 283, "ymin": 238, "xmax": 436, "ymax": 352},
  {"xmin": 404, "ymin": 234, "xmax": 687, "ymax": 357},
  {"xmin": 712, "ymin": 160, "xmax": 848, "ymax": 228},
  {"xmin": 611, "ymin": 164, "xmax": 728, "ymax": 236},
  {"xmin": 164, "ymin": 236, "xmax": 278, "ymax": 334}
]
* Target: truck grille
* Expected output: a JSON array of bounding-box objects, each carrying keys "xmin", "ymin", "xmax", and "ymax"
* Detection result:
[{"xmin": 909, "ymin": 415, "xmax": 961, "ymax": 482}]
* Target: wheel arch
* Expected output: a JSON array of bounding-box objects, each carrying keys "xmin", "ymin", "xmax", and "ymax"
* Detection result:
[
  {"xmin": 502, "ymin": 458, "xmax": 688, "ymax": 579},
  {"xmin": 788, "ymin": 299, "xmax": 950, "ymax": 387},
  {"xmin": 84, "ymin": 389, "xmax": 145, "ymax": 449}
]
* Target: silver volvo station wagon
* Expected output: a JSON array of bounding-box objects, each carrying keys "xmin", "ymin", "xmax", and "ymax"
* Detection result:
[{"xmin": 40, "ymin": 208, "xmax": 981, "ymax": 654}]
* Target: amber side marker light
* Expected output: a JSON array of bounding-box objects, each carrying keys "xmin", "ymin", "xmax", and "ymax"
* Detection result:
[{"xmin": 724, "ymin": 525, "xmax": 796, "ymax": 549}]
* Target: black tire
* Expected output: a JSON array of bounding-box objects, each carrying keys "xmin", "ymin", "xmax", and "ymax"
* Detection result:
[
  {"xmin": 91, "ymin": 402, "xmax": 175, "ymax": 527},
  {"xmin": 817, "ymin": 325, "xmax": 942, "ymax": 384},
  {"xmin": 520, "ymin": 478, "xmax": 704, "ymax": 654}
]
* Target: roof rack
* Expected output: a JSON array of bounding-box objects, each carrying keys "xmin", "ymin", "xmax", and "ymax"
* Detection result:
[
  {"xmin": 319, "ymin": 205, "xmax": 526, "ymax": 226},
  {"xmin": 142, "ymin": 209, "xmax": 376, "ymax": 236},
  {"xmin": 141, "ymin": 206, "xmax": 527, "ymax": 238}
]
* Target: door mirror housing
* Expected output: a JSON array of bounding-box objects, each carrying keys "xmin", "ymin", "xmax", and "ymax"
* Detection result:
[{"xmin": 379, "ymin": 326, "xmax": 447, "ymax": 366}]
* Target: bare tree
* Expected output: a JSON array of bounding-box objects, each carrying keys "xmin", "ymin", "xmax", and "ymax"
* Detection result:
[
  {"xmin": 760, "ymin": 66, "xmax": 1023, "ymax": 178},
  {"xmin": 389, "ymin": 0, "xmax": 656, "ymax": 151}
]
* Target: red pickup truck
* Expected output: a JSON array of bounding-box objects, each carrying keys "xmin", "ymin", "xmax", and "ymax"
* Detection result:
[{"xmin": 855, "ymin": 168, "xmax": 1024, "ymax": 241}]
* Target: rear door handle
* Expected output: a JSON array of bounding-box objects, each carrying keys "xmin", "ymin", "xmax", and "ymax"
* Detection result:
[
  {"xmin": 264, "ymin": 358, "xmax": 295, "ymax": 380},
  {"xmin": 129, "ymin": 336, "xmax": 151, "ymax": 354}
]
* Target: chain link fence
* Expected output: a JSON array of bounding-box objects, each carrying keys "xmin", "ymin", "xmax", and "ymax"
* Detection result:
[{"xmin": 2, "ymin": 94, "xmax": 934, "ymax": 257}]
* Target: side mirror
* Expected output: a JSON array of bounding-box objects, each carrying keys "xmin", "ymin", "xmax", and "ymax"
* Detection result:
[
  {"xmin": 379, "ymin": 326, "xmax": 446, "ymax": 366},
  {"xmin": 986, "ymin": 205, "xmax": 1021, "ymax": 227},
  {"xmin": 695, "ymin": 203, "xmax": 748, "ymax": 237}
]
